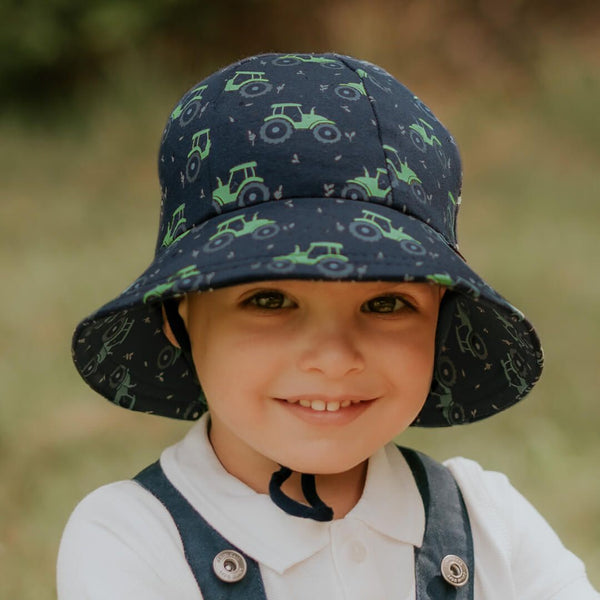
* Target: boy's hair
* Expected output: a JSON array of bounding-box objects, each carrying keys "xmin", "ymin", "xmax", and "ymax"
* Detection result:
[{"xmin": 72, "ymin": 53, "xmax": 543, "ymax": 426}]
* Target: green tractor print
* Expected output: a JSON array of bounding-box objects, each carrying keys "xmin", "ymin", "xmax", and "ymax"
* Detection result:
[
  {"xmin": 186, "ymin": 129, "xmax": 211, "ymax": 183},
  {"xmin": 171, "ymin": 85, "xmax": 208, "ymax": 127},
  {"xmin": 109, "ymin": 365, "xmax": 137, "ymax": 410},
  {"xmin": 334, "ymin": 81, "xmax": 367, "ymax": 101},
  {"xmin": 268, "ymin": 242, "xmax": 352, "ymax": 277},
  {"xmin": 349, "ymin": 209, "xmax": 426, "ymax": 255},
  {"xmin": 501, "ymin": 348, "xmax": 529, "ymax": 395},
  {"xmin": 260, "ymin": 103, "xmax": 341, "ymax": 145},
  {"xmin": 455, "ymin": 299, "xmax": 488, "ymax": 360},
  {"xmin": 382, "ymin": 144, "xmax": 427, "ymax": 203},
  {"xmin": 271, "ymin": 54, "xmax": 343, "ymax": 69},
  {"xmin": 203, "ymin": 213, "xmax": 280, "ymax": 252},
  {"xmin": 355, "ymin": 67, "xmax": 392, "ymax": 93},
  {"xmin": 161, "ymin": 203, "xmax": 189, "ymax": 248},
  {"xmin": 426, "ymin": 274, "xmax": 482, "ymax": 299},
  {"xmin": 143, "ymin": 265, "xmax": 201, "ymax": 304},
  {"xmin": 212, "ymin": 161, "xmax": 270, "ymax": 212},
  {"xmin": 224, "ymin": 71, "xmax": 273, "ymax": 97},
  {"xmin": 409, "ymin": 118, "xmax": 447, "ymax": 168},
  {"xmin": 431, "ymin": 356, "xmax": 466, "ymax": 424},
  {"xmin": 341, "ymin": 167, "xmax": 392, "ymax": 204},
  {"xmin": 81, "ymin": 316, "xmax": 135, "ymax": 378}
]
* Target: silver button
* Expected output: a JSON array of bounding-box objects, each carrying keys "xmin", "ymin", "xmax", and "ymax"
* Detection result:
[
  {"xmin": 213, "ymin": 550, "xmax": 247, "ymax": 583},
  {"xmin": 441, "ymin": 554, "xmax": 469, "ymax": 587}
]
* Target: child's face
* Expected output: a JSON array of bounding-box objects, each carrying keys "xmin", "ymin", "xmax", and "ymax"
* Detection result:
[{"xmin": 177, "ymin": 280, "xmax": 443, "ymax": 479}]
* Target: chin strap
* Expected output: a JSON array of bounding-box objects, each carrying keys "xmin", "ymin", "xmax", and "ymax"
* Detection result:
[
  {"xmin": 163, "ymin": 299, "xmax": 197, "ymax": 380},
  {"xmin": 269, "ymin": 466, "xmax": 334, "ymax": 522}
]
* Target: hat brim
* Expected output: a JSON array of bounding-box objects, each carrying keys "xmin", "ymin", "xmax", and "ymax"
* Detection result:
[{"xmin": 73, "ymin": 198, "xmax": 543, "ymax": 426}]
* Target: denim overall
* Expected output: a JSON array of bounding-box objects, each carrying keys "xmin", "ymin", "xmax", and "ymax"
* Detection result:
[{"xmin": 134, "ymin": 447, "xmax": 474, "ymax": 599}]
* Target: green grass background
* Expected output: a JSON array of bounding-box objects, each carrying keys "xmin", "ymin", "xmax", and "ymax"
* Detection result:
[{"xmin": 1, "ymin": 37, "xmax": 599, "ymax": 596}]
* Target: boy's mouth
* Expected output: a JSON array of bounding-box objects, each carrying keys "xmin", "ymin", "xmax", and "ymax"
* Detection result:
[{"xmin": 278, "ymin": 396, "xmax": 375, "ymax": 413}]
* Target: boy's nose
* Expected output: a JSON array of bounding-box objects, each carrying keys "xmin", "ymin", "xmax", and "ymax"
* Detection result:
[{"xmin": 296, "ymin": 321, "xmax": 365, "ymax": 378}]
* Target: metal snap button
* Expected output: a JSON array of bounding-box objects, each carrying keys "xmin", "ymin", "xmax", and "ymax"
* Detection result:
[
  {"xmin": 213, "ymin": 550, "xmax": 247, "ymax": 583},
  {"xmin": 440, "ymin": 554, "xmax": 469, "ymax": 587}
]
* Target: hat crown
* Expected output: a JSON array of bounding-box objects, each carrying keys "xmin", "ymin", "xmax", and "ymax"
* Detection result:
[{"xmin": 156, "ymin": 53, "xmax": 461, "ymax": 254}]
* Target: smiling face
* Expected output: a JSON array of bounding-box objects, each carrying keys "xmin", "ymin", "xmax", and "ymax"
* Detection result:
[{"xmin": 174, "ymin": 280, "xmax": 443, "ymax": 488}]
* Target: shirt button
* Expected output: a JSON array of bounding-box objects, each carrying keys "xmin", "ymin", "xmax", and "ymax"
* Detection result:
[{"xmin": 348, "ymin": 540, "xmax": 367, "ymax": 563}]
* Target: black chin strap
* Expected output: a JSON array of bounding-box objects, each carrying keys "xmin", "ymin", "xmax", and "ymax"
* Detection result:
[
  {"xmin": 163, "ymin": 299, "xmax": 197, "ymax": 379},
  {"xmin": 269, "ymin": 466, "xmax": 334, "ymax": 522}
]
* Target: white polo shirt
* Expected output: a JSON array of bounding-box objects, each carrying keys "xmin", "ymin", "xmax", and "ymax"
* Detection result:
[{"xmin": 57, "ymin": 414, "xmax": 598, "ymax": 599}]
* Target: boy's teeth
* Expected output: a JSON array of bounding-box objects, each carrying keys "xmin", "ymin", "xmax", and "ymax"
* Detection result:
[{"xmin": 289, "ymin": 398, "xmax": 361, "ymax": 411}]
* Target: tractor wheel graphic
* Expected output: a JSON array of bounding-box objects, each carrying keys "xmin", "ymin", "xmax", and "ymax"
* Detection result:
[
  {"xmin": 82, "ymin": 357, "xmax": 99, "ymax": 378},
  {"xmin": 334, "ymin": 86, "xmax": 361, "ymax": 101},
  {"xmin": 411, "ymin": 182, "xmax": 427, "ymax": 203},
  {"xmin": 468, "ymin": 331, "xmax": 488, "ymax": 360},
  {"xmin": 203, "ymin": 233, "xmax": 234, "ymax": 253},
  {"xmin": 448, "ymin": 403, "xmax": 466, "ymax": 424},
  {"xmin": 437, "ymin": 356, "xmax": 457, "ymax": 386},
  {"xmin": 268, "ymin": 259, "xmax": 295, "ymax": 273},
  {"xmin": 260, "ymin": 119, "xmax": 293, "ymax": 144},
  {"xmin": 157, "ymin": 345, "xmax": 178, "ymax": 370},
  {"xmin": 409, "ymin": 130, "xmax": 427, "ymax": 153},
  {"xmin": 240, "ymin": 82, "xmax": 273, "ymax": 98},
  {"xmin": 186, "ymin": 152, "xmax": 202, "ymax": 182},
  {"xmin": 317, "ymin": 259, "xmax": 353, "ymax": 276},
  {"xmin": 320, "ymin": 61, "xmax": 343, "ymax": 70},
  {"xmin": 313, "ymin": 123, "xmax": 341, "ymax": 144},
  {"xmin": 180, "ymin": 101, "xmax": 202, "ymax": 127},
  {"xmin": 341, "ymin": 184, "xmax": 368, "ymax": 201},
  {"xmin": 349, "ymin": 221, "xmax": 382, "ymax": 242},
  {"xmin": 252, "ymin": 224, "xmax": 280, "ymax": 240},
  {"xmin": 399, "ymin": 240, "xmax": 426, "ymax": 256},
  {"xmin": 508, "ymin": 348, "xmax": 528, "ymax": 377},
  {"xmin": 109, "ymin": 365, "xmax": 127, "ymax": 388},
  {"xmin": 272, "ymin": 56, "xmax": 300, "ymax": 66},
  {"xmin": 102, "ymin": 318, "xmax": 126, "ymax": 342},
  {"xmin": 435, "ymin": 144, "xmax": 447, "ymax": 168},
  {"xmin": 238, "ymin": 183, "xmax": 269, "ymax": 206},
  {"xmin": 172, "ymin": 275, "xmax": 204, "ymax": 294}
]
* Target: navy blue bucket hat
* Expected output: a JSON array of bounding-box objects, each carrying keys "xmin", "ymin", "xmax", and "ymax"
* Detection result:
[{"xmin": 72, "ymin": 52, "xmax": 543, "ymax": 427}]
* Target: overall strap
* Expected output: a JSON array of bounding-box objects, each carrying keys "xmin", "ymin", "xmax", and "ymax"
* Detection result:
[
  {"xmin": 399, "ymin": 446, "xmax": 475, "ymax": 600},
  {"xmin": 134, "ymin": 461, "xmax": 268, "ymax": 600}
]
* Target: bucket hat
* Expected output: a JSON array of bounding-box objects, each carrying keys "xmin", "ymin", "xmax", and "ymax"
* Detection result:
[{"xmin": 72, "ymin": 52, "xmax": 543, "ymax": 427}]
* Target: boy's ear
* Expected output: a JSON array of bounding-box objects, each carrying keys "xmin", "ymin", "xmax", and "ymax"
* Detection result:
[{"xmin": 161, "ymin": 297, "xmax": 189, "ymax": 348}]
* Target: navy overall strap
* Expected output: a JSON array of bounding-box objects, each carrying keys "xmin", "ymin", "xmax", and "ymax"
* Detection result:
[
  {"xmin": 399, "ymin": 446, "xmax": 475, "ymax": 600},
  {"xmin": 133, "ymin": 461, "xmax": 267, "ymax": 600}
]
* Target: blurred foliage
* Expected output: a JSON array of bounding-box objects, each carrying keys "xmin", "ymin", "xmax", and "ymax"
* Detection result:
[{"xmin": 2, "ymin": 0, "xmax": 600, "ymax": 113}]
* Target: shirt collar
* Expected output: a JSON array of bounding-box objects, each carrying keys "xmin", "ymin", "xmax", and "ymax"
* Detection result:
[{"xmin": 162, "ymin": 414, "xmax": 424, "ymax": 574}]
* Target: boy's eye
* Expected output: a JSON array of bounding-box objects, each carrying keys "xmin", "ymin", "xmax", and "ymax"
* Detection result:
[
  {"xmin": 362, "ymin": 295, "xmax": 410, "ymax": 314},
  {"xmin": 246, "ymin": 291, "xmax": 294, "ymax": 310}
]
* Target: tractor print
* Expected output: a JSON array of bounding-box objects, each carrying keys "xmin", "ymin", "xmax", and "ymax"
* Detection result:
[
  {"xmin": 186, "ymin": 129, "xmax": 211, "ymax": 182},
  {"xmin": 268, "ymin": 242, "xmax": 352, "ymax": 276},
  {"xmin": 382, "ymin": 144, "xmax": 427, "ymax": 203},
  {"xmin": 427, "ymin": 273, "xmax": 482, "ymax": 299},
  {"xmin": 349, "ymin": 210, "xmax": 426, "ymax": 255},
  {"xmin": 224, "ymin": 71, "xmax": 273, "ymax": 97},
  {"xmin": 203, "ymin": 214, "xmax": 280, "ymax": 252},
  {"xmin": 161, "ymin": 203, "xmax": 189, "ymax": 248},
  {"xmin": 501, "ymin": 348, "xmax": 530, "ymax": 395},
  {"xmin": 81, "ymin": 316, "xmax": 135, "ymax": 378},
  {"xmin": 408, "ymin": 118, "xmax": 447, "ymax": 167},
  {"xmin": 355, "ymin": 67, "xmax": 392, "ymax": 93},
  {"xmin": 341, "ymin": 167, "xmax": 392, "ymax": 204},
  {"xmin": 109, "ymin": 365, "xmax": 137, "ymax": 410},
  {"xmin": 334, "ymin": 81, "xmax": 367, "ymax": 101},
  {"xmin": 143, "ymin": 265, "xmax": 201, "ymax": 304},
  {"xmin": 455, "ymin": 299, "xmax": 488, "ymax": 360},
  {"xmin": 260, "ymin": 103, "xmax": 341, "ymax": 145},
  {"xmin": 271, "ymin": 54, "xmax": 343, "ymax": 69},
  {"xmin": 212, "ymin": 161, "xmax": 270, "ymax": 212},
  {"xmin": 431, "ymin": 356, "xmax": 466, "ymax": 424},
  {"xmin": 171, "ymin": 85, "xmax": 208, "ymax": 126}
]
